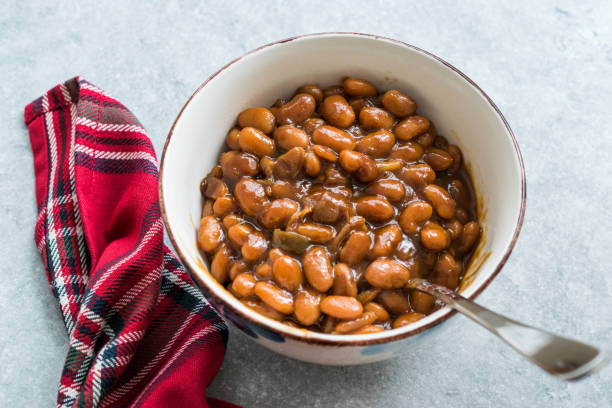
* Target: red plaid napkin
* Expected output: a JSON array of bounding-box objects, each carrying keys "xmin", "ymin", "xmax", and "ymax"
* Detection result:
[{"xmin": 25, "ymin": 77, "xmax": 237, "ymax": 408}]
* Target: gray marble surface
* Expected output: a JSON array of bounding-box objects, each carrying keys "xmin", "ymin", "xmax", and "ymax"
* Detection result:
[{"xmin": 1, "ymin": 1, "xmax": 611, "ymax": 407}]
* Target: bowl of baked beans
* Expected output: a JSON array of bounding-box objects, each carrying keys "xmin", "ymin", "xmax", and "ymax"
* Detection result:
[{"xmin": 160, "ymin": 33, "xmax": 526, "ymax": 365}]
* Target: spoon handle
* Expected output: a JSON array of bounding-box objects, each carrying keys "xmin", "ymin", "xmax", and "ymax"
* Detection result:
[{"xmin": 410, "ymin": 280, "xmax": 607, "ymax": 381}]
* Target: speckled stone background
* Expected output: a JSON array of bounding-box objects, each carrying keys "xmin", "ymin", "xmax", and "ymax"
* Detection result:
[{"xmin": 1, "ymin": 1, "xmax": 611, "ymax": 407}]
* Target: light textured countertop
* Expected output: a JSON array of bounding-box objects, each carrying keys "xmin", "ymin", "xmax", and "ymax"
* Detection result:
[{"xmin": 1, "ymin": 1, "xmax": 611, "ymax": 407}]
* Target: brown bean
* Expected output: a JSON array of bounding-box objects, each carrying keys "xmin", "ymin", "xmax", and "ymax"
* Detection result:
[
  {"xmin": 238, "ymin": 127, "xmax": 275, "ymax": 157},
  {"xmin": 312, "ymin": 125, "xmax": 356, "ymax": 152},
  {"xmin": 335, "ymin": 311, "xmax": 377, "ymax": 334},
  {"xmin": 303, "ymin": 150, "xmax": 322, "ymax": 177},
  {"xmin": 241, "ymin": 299, "xmax": 284, "ymax": 321},
  {"xmin": 365, "ymin": 179, "xmax": 405, "ymax": 203},
  {"xmin": 392, "ymin": 312, "xmax": 425, "ymax": 328},
  {"xmin": 332, "ymin": 263, "xmax": 358, "ymax": 297},
  {"xmin": 234, "ymin": 178, "xmax": 269, "ymax": 216},
  {"xmin": 276, "ymin": 93, "xmax": 316, "ymax": 125},
  {"xmin": 349, "ymin": 97, "xmax": 367, "ymax": 115},
  {"xmin": 227, "ymin": 223, "xmax": 253, "ymax": 247},
  {"xmin": 229, "ymin": 260, "xmax": 248, "ymax": 280},
  {"xmin": 351, "ymin": 325, "xmax": 385, "ymax": 334},
  {"xmin": 423, "ymin": 147, "xmax": 453, "ymax": 171},
  {"xmin": 238, "ymin": 107, "xmax": 276, "ymax": 134},
  {"xmin": 226, "ymin": 127, "xmax": 241, "ymax": 150},
  {"xmin": 389, "ymin": 142, "xmax": 424, "ymax": 162},
  {"xmin": 364, "ymin": 302, "xmax": 391, "ymax": 322},
  {"xmin": 446, "ymin": 144, "xmax": 462, "ymax": 172},
  {"xmin": 259, "ymin": 199, "xmax": 299, "ymax": 229},
  {"xmin": 339, "ymin": 231, "xmax": 371, "ymax": 265},
  {"xmin": 456, "ymin": 207, "xmax": 470, "ymax": 225},
  {"xmin": 359, "ymin": 107, "xmax": 395, "ymax": 130},
  {"xmin": 396, "ymin": 163, "xmax": 436, "ymax": 187},
  {"xmin": 302, "ymin": 117, "xmax": 325, "ymax": 135},
  {"xmin": 255, "ymin": 263, "xmax": 273, "ymax": 279},
  {"xmin": 273, "ymin": 125, "xmax": 309, "ymax": 151},
  {"xmin": 356, "ymin": 196, "xmax": 394, "ymax": 222},
  {"xmin": 376, "ymin": 159, "xmax": 404, "ymax": 173},
  {"xmin": 399, "ymin": 201, "xmax": 433, "ymax": 234},
  {"xmin": 395, "ymin": 238, "xmax": 417, "ymax": 263},
  {"xmin": 274, "ymin": 147, "xmax": 305, "ymax": 180},
  {"xmin": 320, "ymin": 95, "xmax": 356, "ymax": 128},
  {"xmin": 433, "ymin": 252, "xmax": 462, "ymax": 290},
  {"xmin": 447, "ymin": 179, "xmax": 469, "ymax": 207},
  {"xmin": 272, "ymin": 255, "xmax": 303, "ymax": 292},
  {"xmin": 219, "ymin": 151, "xmax": 258, "ymax": 181},
  {"xmin": 449, "ymin": 211, "xmax": 467, "ymax": 231},
  {"xmin": 419, "ymin": 250, "xmax": 437, "ymax": 271},
  {"xmin": 204, "ymin": 176, "xmax": 227, "ymax": 199},
  {"xmin": 444, "ymin": 218, "xmax": 464, "ymax": 241},
  {"xmin": 338, "ymin": 150, "xmax": 365, "ymax": 173},
  {"xmin": 420, "ymin": 222, "xmax": 450, "ymax": 251},
  {"xmin": 338, "ymin": 150, "xmax": 379, "ymax": 183},
  {"xmin": 433, "ymin": 135, "xmax": 448, "ymax": 149},
  {"xmin": 381, "ymin": 90, "xmax": 417, "ymax": 117},
  {"xmin": 343, "ymin": 78, "xmax": 378, "ymax": 97},
  {"xmin": 197, "ymin": 215, "xmax": 224, "ymax": 252},
  {"xmin": 376, "ymin": 290, "xmax": 410, "ymax": 314},
  {"xmin": 415, "ymin": 122, "xmax": 437, "ymax": 147},
  {"xmin": 303, "ymin": 247, "xmax": 334, "ymax": 292},
  {"xmin": 356, "ymin": 289, "xmax": 381, "ymax": 306},
  {"xmin": 213, "ymin": 196, "xmax": 236, "ymax": 218},
  {"xmin": 205, "ymin": 166, "xmax": 225, "ymax": 183},
  {"xmin": 241, "ymin": 232, "xmax": 268, "ymax": 262},
  {"xmin": 355, "ymin": 130, "xmax": 396, "ymax": 158},
  {"xmin": 365, "ymin": 259, "xmax": 411, "ymax": 289},
  {"xmin": 222, "ymin": 214, "xmax": 244, "ymax": 230},
  {"xmin": 204, "ymin": 164, "xmax": 222, "ymax": 185},
  {"xmin": 320, "ymin": 296, "xmax": 363, "ymax": 319},
  {"xmin": 268, "ymin": 248, "xmax": 286, "ymax": 262},
  {"xmin": 423, "ymin": 184, "xmax": 456, "ymax": 219},
  {"xmin": 232, "ymin": 273, "xmax": 256, "ymax": 298},
  {"xmin": 323, "ymin": 85, "xmax": 344, "ymax": 98},
  {"xmin": 394, "ymin": 116, "xmax": 430, "ymax": 141},
  {"xmin": 210, "ymin": 244, "xmax": 231, "ymax": 284},
  {"xmin": 456, "ymin": 221, "xmax": 480, "ymax": 254},
  {"xmin": 294, "ymin": 289, "xmax": 322, "ymax": 326},
  {"xmin": 255, "ymin": 281, "xmax": 294, "ymax": 314},
  {"xmin": 410, "ymin": 290, "xmax": 434, "ymax": 314},
  {"xmin": 371, "ymin": 224, "xmax": 403, "ymax": 258},
  {"xmin": 296, "ymin": 223, "xmax": 335, "ymax": 244},
  {"xmin": 296, "ymin": 84, "xmax": 323, "ymax": 105},
  {"xmin": 312, "ymin": 144, "xmax": 338, "ymax": 162},
  {"xmin": 259, "ymin": 157, "xmax": 275, "ymax": 179}
]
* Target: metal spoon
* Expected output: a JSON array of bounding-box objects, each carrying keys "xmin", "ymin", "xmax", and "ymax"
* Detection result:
[{"xmin": 408, "ymin": 279, "xmax": 607, "ymax": 381}]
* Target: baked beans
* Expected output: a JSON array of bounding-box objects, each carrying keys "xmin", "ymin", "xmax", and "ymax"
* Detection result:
[{"xmin": 197, "ymin": 78, "xmax": 481, "ymax": 334}]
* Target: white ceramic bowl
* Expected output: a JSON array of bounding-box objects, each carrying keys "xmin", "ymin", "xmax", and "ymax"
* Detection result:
[{"xmin": 160, "ymin": 33, "xmax": 526, "ymax": 365}]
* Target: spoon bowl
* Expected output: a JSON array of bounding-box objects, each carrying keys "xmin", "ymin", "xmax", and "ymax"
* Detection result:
[{"xmin": 408, "ymin": 279, "xmax": 607, "ymax": 381}]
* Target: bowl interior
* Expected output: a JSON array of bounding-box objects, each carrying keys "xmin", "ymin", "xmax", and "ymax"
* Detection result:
[{"xmin": 160, "ymin": 34, "xmax": 524, "ymax": 343}]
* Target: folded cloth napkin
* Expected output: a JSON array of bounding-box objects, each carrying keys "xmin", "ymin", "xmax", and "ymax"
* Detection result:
[{"xmin": 25, "ymin": 77, "xmax": 236, "ymax": 408}]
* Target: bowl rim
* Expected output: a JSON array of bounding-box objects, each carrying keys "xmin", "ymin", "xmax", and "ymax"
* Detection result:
[{"xmin": 159, "ymin": 32, "xmax": 527, "ymax": 346}]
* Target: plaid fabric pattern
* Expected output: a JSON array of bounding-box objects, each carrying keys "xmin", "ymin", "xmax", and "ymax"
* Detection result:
[{"xmin": 25, "ymin": 77, "xmax": 234, "ymax": 408}]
